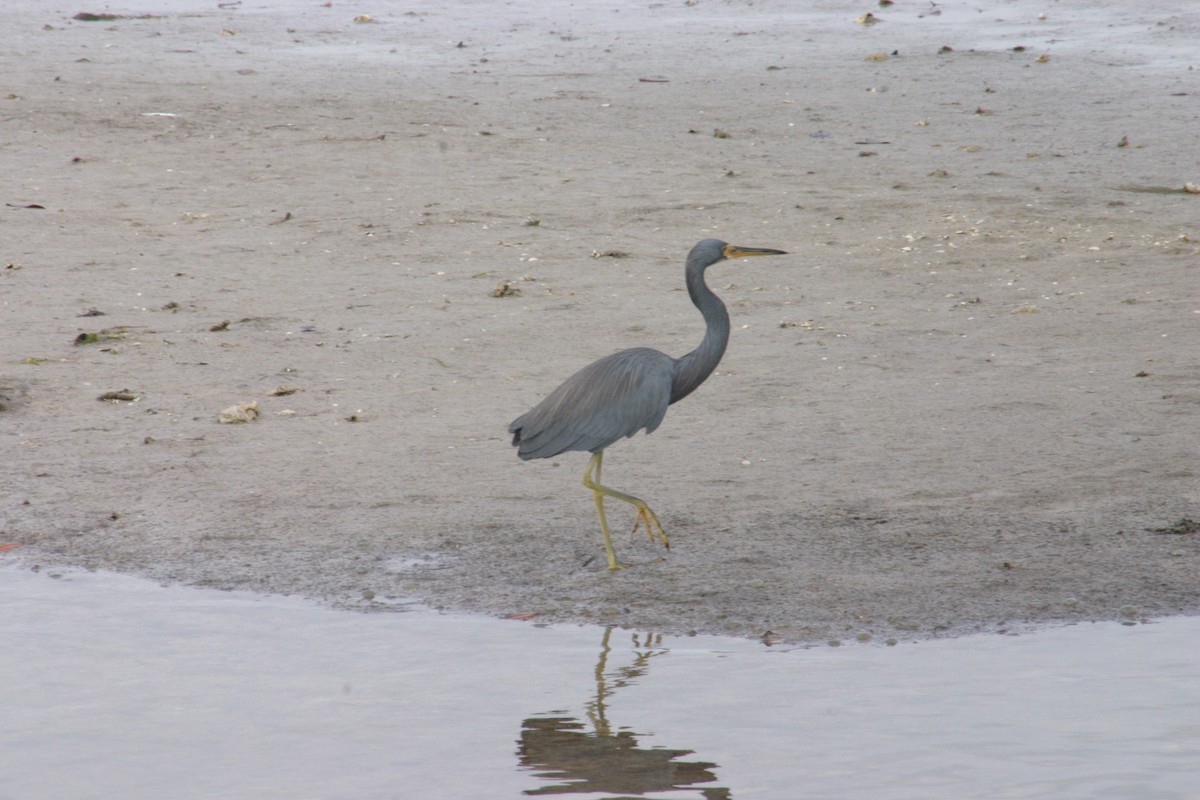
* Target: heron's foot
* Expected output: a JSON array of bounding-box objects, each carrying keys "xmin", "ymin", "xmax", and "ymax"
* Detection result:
[
  {"xmin": 630, "ymin": 504, "xmax": 670, "ymax": 551},
  {"xmin": 597, "ymin": 537, "xmax": 630, "ymax": 571},
  {"xmin": 600, "ymin": 552, "xmax": 665, "ymax": 571}
]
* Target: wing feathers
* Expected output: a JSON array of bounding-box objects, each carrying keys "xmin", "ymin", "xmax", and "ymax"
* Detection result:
[{"xmin": 509, "ymin": 348, "xmax": 674, "ymax": 460}]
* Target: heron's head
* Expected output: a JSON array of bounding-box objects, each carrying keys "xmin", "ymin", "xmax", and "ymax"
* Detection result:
[{"xmin": 689, "ymin": 239, "xmax": 788, "ymax": 270}]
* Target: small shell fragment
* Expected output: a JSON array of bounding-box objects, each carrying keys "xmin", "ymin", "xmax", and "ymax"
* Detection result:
[
  {"xmin": 98, "ymin": 389, "xmax": 139, "ymax": 403},
  {"xmin": 490, "ymin": 281, "xmax": 521, "ymax": 298},
  {"xmin": 218, "ymin": 401, "xmax": 260, "ymax": 423}
]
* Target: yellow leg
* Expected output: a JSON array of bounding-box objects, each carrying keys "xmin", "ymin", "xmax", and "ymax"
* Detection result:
[
  {"xmin": 582, "ymin": 451, "xmax": 670, "ymax": 570},
  {"xmin": 583, "ymin": 452, "xmax": 623, "ymax": 570}
]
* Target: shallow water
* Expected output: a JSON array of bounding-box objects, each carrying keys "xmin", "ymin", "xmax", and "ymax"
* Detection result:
[{"xmin": 3, "ymin": 564, "xmax": 1197, "ymax": 799}]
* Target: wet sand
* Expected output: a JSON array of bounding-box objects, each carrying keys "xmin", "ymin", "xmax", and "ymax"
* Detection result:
[{"xmin": 3, "ymin": 0, "xmax": 1197, "ymax": 644}]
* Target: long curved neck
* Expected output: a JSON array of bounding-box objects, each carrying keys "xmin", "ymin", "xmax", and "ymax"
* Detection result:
[{"xmin": 670, "ymin": 262, "xmax": 730, "ymax": 404}]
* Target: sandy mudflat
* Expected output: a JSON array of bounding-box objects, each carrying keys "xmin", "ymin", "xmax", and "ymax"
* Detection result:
[{"xmin": 3, "ymin": 0, "xmax": 1197, "ymax": 644}]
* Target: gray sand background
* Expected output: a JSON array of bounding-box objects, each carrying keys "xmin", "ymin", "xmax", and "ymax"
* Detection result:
[{"xmin": 3, "ymin": 0, "xmax": 1197, "ymax": 644}]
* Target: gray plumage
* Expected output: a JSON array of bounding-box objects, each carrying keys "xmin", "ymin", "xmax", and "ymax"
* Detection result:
[
  {"xmin": 510, "ymin": 238, "xmax": 784, "ymax": 459},
  {"xmin": 507, "ymin": 238, "xmax": 787, "ymax": 569},
  {"xmin": 509, "ymin": 346, "xmax": 675, "ymax": 459}
]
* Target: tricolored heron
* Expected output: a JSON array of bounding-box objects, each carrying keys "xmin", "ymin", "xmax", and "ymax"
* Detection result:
[{"xmin": 509, "ymin": 239, "xmax": 788, "ymax": 569}]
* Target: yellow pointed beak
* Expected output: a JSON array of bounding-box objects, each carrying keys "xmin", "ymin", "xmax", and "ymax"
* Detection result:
[{"xmin": 722, "ymin": 244, "xmax": 788, "ymax": 259}]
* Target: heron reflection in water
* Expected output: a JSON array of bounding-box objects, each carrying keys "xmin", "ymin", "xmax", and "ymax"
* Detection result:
[
  {"xmin": 517, "ymin": 628, "xmax": 731, "ymax": 798},
  {"xmin": 510, "ymin": 239, "xmax": 788, "ymax": 569}
]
